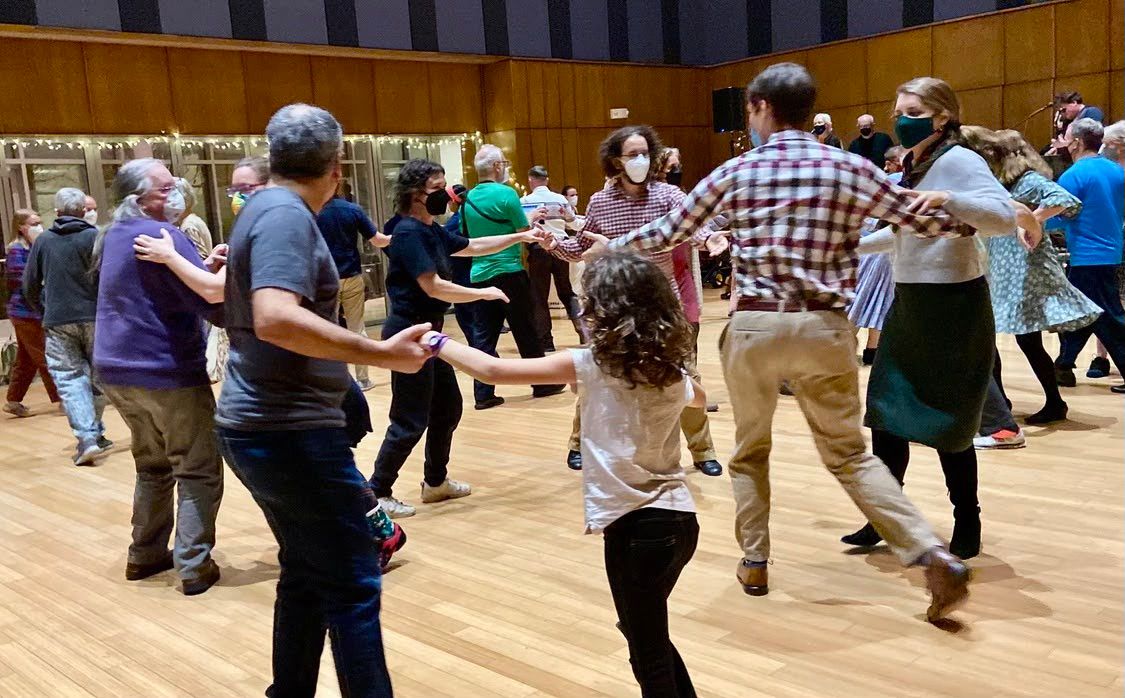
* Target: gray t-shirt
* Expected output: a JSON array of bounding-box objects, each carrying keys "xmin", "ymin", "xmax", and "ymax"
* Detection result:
[{"xmin": 215, "ymin": 186, "xmax": 350, "ymax": 431}]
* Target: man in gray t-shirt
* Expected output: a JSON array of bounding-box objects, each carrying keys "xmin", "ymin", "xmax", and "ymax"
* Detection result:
[
  {"xmin": 214, "ymin": 104, "xmax": 431, "ymax": 698},
  {"xmin": 216, "ymin": 185, "xmax": 351, "ymax": 430}
]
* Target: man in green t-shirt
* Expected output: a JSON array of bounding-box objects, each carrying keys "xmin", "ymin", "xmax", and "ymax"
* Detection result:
[{"xmin": 461, "ymin": 145, "xmax": 565, "ymax": 409}]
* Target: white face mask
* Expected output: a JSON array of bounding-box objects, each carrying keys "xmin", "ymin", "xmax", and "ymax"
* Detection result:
[
  {"xmin": 83, "ymin": 209, "xmax": 99, "ymax": 225},
  {"xmin": 27, "ymin": 224, "xmax": 43, "ymax": 237},
  {"xmin": 622, "ymin": 154, "xmax": 650, "ymax": 184},
  {"xmin": 162, "ymin": 189, "xmax": 186, "ymax": 223},
  {"xmin": 566, "ymin": 194, "xmax": 579, "ymax": 207}
]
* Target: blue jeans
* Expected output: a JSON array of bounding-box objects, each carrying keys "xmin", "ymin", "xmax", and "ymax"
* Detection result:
[
  {"xmin": 217, "ymin": 427, "xmax": 394, "ymax": 698},
  {"xmin": 44, "ymin": 322, "xmax": 106, "ymax": 446}
]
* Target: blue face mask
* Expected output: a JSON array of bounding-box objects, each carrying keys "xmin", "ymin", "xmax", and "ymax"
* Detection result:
[{"xmin": 749, "ymin": 129, "xmax": 763, "ymax": 148}]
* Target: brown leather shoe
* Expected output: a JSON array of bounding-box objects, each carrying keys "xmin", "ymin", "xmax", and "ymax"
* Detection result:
[
  {"xmin": 736, "ymin": 559, "xmax": 768, "ymax": 596},
  {"xmin": 923, "ymin": 547, "xmax": 970, "ymax": 622},
  {"xmin": 125, "ymin": 552, "xmax": 174, "ymax": 581}
]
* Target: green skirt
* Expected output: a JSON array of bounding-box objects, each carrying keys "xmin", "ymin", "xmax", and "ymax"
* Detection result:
[{"xmin": 865, "ymin": 277, "xmax": 995, "ymax": 452}]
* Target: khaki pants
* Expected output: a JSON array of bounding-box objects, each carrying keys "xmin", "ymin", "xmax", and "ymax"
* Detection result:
[
  {"xmin": 339, "ymin": 274, "xmax": 369, "ymax": 383},
  {"xmin": 720, "ymin": 309, "xmax": 940, "ymax": 565},
  {"xmin": 568, "ymin": 348, "xmax": 716, "ymax": 462}
]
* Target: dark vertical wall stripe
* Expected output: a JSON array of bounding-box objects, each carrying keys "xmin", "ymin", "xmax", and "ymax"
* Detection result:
[
  {"xmin": 547, "ymin": 0, "xmax": 573, "ymax": 59},
  {"xmin": 902, "ymin": 0, "xmax": 933, "ymax": 27},
  {"xmin": 0, "ymin": 0, "xmax": 36, "ymax": 24},
  {"xmin": 228, "ymin": 0, "xmax": 266, "ymax": 40},
  {"xmin": 608, "ymin": 0, "xmax": 629, "ymax": 61},
  {"xmin": 746, "ymin": 0, "xmax": 772, "ymax": 56},
  {"xmin": 819, "ymin": 0, "xmax": 847, "ymax": 43},
  {"xmin": 324, "ymin": 0, "xmax": 359, "ymax": 47},
  {"xmin": 661, "ymin": 0, "xmax": 681, "ymax": 64},
  {"xmin": 119, "ymin": 0, "xmax": 162, "ymax": 33},
  {"xmin": 409, "ymin": 0, "xmax": 438, "ymax": 52},
  {"xmin": 482, "ymin": 0, "xmax": 510, "ymax": 55}
]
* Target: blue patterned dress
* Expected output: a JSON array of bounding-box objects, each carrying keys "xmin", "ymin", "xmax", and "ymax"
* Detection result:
[
  {"xmin": 987, "ymin": 171, "xmax": 1101, "ymax": 335},
  {"xmin": 847, "ymin": 172, "xmax": 898, "ymax": 330}
]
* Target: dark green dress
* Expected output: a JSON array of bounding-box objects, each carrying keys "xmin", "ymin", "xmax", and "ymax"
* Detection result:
[{"xmin": 864, "ymin": 276, "xmax": 995, "ymax": 452}]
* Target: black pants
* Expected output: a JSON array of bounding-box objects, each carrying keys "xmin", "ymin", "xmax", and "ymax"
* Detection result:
[
  {"xmin": 603, "ymin": 508, "xmax": 699, "ymax": 698},
  {"xmin": 527, "ymin": 244, "xmax": 581, "ymax": 349},
  {"xmin": 1057, "ymin": 264, "xmax": 1125, "ymax": 371},
  {"xmin": 871, "ymin": 429, "xmax": 978, "ymax": 515},
  {"xmin": 469, "ymin": 270, "xmax": 556, "ymax": 403},
  {"xmin": 370, "ymin": 314, "xmax": 461, "ymax": 498}
]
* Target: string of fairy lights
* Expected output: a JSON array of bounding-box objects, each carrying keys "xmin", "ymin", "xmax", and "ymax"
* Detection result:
[{"xmin": 0, "ymin": 132, "xmax": 485, "ymax": 155}]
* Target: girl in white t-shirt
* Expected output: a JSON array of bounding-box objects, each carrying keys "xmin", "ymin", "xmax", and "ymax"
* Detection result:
[{"xmin": 420, "ymin": 250, "xmax": 704, "ymax": 697}]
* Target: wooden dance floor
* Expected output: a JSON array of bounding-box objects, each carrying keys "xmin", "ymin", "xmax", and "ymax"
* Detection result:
[{"xmin": 0, "ymin": 293, "xmax": 1120, "ymax": 697}]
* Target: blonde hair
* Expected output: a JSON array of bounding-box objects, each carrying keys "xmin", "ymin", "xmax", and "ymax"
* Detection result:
[
  {"xmin": 10, "ymin": 208, "xmax": 36, "ymax": 246},
  {"xmin": 174, "ymin": 177, "xmax": 196, "ymax": 215},
  {"xmin": 960, "ymin": 125, "xmax": 1051, "ymax": 187},
  {"xmin": 897, "ymin": 77, "xmax": 961, "ymax": 125}
]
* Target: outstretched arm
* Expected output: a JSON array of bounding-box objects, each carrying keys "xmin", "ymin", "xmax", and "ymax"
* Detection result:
[
  {"xmin": 452, "ymin": 229, "xmax": 545, "ymax": 257},
  {"xmin": 425, "ymin": 333, "xmax": 577, "ymax": 385}
]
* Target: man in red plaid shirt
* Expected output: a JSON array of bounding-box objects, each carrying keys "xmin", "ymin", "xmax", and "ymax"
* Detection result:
[
  {"xmin": 598, "ymin": 63, "xmax": 972, "ymax": 622},
  {"xmin": 549, "ymin": 126, "xmax": 723, "ymax": 478}
]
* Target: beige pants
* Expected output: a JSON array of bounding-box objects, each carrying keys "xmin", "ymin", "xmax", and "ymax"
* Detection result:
[
  {"xmin": 567, "ymin": 352, "xmax": 716, "ymax": 462},
  {"xmin": 338, "ymin": 274, "xmax": 369, "ymax": 383},
  {"xmin": 720, "ymin": 309, "xmax": 940, "ymax": 565}
]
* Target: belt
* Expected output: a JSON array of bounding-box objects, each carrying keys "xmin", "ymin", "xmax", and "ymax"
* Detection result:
[{"xmin": 736, "ymin": 297, "xmax": 839, "ymax": 313}]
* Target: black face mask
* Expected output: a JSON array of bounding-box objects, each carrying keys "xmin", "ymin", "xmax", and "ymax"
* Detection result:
[
  {"xmin": 666, "ymin": 168, "xmax": 683, "ymax": 186},
  {"xmin": 812, "ymin": 125, "xmax": 827, "ymax": 136},
  {"xmin": 425, "ymin": 189, "xmax": 450, "ymax": 216},
  {"xmin": 860, "ymin": 126, "xmax": 873, "ymax": 137}
]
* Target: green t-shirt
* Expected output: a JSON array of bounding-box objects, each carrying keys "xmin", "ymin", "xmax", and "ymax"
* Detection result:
[{"xmin": 462, "ymin": 181, "xmax": 530, "ymax": 283}]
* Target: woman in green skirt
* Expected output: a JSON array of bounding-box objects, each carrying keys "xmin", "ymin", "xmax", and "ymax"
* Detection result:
[{"xmin": 839, "ymin": 77, "xmax": 1029, "ymax": 560}]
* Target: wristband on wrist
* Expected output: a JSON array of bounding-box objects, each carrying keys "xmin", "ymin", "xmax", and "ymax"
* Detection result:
[{"xmin": 426, "ymin": 332, "xmax": 451, "ymax": 356}]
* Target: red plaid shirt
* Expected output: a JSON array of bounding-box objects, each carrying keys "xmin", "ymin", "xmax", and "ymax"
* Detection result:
[
  {"xmin": 551, "ymin": 180, "xmax": 683, "ymax": 285},
  {"xmin": 609, "ymin": 130, "xmax": 970, "ymax": 308}
]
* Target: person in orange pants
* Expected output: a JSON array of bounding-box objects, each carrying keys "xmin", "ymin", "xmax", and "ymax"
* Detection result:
[{"xmin": 4, "ymin": 209, "xmax": 60, "ymax": 417}]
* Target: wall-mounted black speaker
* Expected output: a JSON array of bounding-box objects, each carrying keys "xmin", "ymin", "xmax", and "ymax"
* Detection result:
[{"xmin": 712, "ymin": 87, "xmax": 746, "ymax": 134}]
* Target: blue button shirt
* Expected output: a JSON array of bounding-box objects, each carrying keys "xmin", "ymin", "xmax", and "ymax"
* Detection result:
[{"xmin": 316, "ymin": 197, "xmax": 378, "ymax": 279}]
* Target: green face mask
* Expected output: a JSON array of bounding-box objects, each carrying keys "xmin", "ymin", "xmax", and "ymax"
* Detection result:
[{"xmin": 894, "ymin": 114, "xmax": 938, "ymax": 149}]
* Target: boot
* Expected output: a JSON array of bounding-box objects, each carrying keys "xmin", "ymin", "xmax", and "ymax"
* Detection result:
[
  {"xmin": 861, "ymin": 347, "xmax": 877, "ymax": 366},
  {"xmin": 949, "ymin": 506, "xmax": 981, "ymax": 560}
]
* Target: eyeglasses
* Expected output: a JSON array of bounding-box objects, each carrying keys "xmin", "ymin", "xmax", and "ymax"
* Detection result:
[
  {"xmin": 154, "ymin": 184, "xmax": 176, "ymax": 194},
  {"xmin": 226, "ymin": 184, "xmax": 257, "ymax": 197},
  {"xmin": 498, "ymin": 160, "xmax": 511, "ymax": 168}
]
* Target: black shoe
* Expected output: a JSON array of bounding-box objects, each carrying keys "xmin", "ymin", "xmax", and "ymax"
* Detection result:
[
  {"xmin": 543, "ymin": 343, "xmax": 557, "ymax": 353},
  {"xmin": 532, "ymin": 384, "xmax": 567, "ymax": 398},
  {"xmin": 1087, "ymin": 356, "xmax": 1111, "ymax": 379},
  {"xmin": 96, "ymin": 436, "xmax": 114, "ymax": 450},
  {"xmin": 841, "ymin": 523, "xmax": 883, "ymax": 547},
  {"xmin": 1025, "ymin": 401, "xmax": 1068, "ymax": 425},
  {"xmin": 1055, "ymin": 366, "xmax": 1077, "ymax": 388},
  {"xmin": 861, "ymin": 348, "xmax": 877, "ymax": 366},
  {"xmin": 125, "ymin": 552, "xmax": 174, "ymax": 581},
  {"xmin": 182, "ymin": 564, "xmax": 221, "ymax": 596},
  {"xmin": 949, "ymin": 510, "xmax": 981, "ymax": 560},
  {"xmin": 566, "ymin": 450, "xmax": 582, "ymax": 470},
  {"xmin": 779, "ymin": 381, "xmax": 794, "ymax": 396},
  {"xmin": 705, "ymin": 403, "xmax": 719, "ymax": 413},
  {"xmin": 474, "ymin": 396, "xmax": 505, "ymax": 410},
  {"xmin": 693, "ymin": 460, "xmax": 723, "ymax": 477},
  {"xmin": 1112, "ymin": 384, "xmax": 1125, "ymax": 394}
]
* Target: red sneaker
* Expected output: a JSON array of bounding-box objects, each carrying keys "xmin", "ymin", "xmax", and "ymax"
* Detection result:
[{"xmin": 378, "ymin": 523, "xmax": 407, "ymax": 572}]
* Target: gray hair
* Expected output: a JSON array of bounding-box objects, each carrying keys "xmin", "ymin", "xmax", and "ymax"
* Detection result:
[
  {"xmin": 1104, "ymin": 120, "xmax": 1125, "ymax": 145},
  {"xmin": 266, "ymin": 104, "xmax": 342, "ymax": 181},
  {"xmin": 234, "ymin": 155, "xmax": 270, "ymax": 184},
  {"xmin": 175, "ymin": 177, "xmax": 196, "ymax": 214},
  {"xmin": 1071, "ymin": 118, "xmax": 1104, "ymax": 152},
  {"xmin": 54, "ymin": 187, "xmax": 87, "ymax": 217},
  {"xmin": 474, "ymin": 145, "xmax": 504, "ymax": 177},
  {"xmin": 814, "ymin": 112, "xmax": 832, "ymax": 125},
  {"xmin": 111, "ymin": 158, "xmax": 160, "ymax": 223}
]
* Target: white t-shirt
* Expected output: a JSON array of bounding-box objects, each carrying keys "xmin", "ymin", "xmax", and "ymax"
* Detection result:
[{"xmin": 570, "ymin": 348, "xmax": 696, "ymax": 533}]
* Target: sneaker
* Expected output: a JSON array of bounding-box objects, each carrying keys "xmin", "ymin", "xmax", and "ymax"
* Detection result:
[
  {"xmin": 706, "ymin": 403, "xmax": 719, "ymax": 413},
  {"xmin": 357, "ymin": 378, "xmax": 376, "ymax": 392},
  {"xmin": 420, "ymin": 478, "xmax": 471, "ymax": 504},
  {"xmin": 377, "ymin": 496, "xmax": 416, "ymax": 519},
  {"xmin": 377, "ymin": 523, "xmax": 407, "ymax": 571},
  {"xmin": 779, "ymin": 381, "xmax": 794, "ymax": 396},
  {"xmin": 73, "ymin": 441, "xmax": 106, "ymax": 466},
  {"xmin": 3, "ymin": 402, "xmax": 30, "ymax": 418},
  {"xmin": 1112, "ymin": 384, "xmax": 1125, "ymax": 394},
  {"xmin": 1055, "ymin": 366, "xmax": 1077, "ymax": 388},
  {"xmin": 1087, "ymin": 356, "xmax": 1111, "ymax": 379},
  {"xmin": 96, "ymin": 436, "xmax": 114, "ymax": 451},
  {"xmin": 566, "ymin": 449, "xmax": 582, "ymax": 470},
  {"xmin": 973, "ymin": 429, "xmax": 1026, "ymax": 450}
]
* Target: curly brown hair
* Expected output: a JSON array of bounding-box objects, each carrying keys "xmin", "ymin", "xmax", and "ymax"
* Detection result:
[
  {"xmin": 581, "ymin": 251, "xmax": 694, "ymax": 390},
  {"xmin": 599, "ymin": 125, "xmax": 665, "ymax": 179}
]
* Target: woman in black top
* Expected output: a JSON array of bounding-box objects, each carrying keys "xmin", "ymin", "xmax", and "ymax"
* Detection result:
[{"xmin": 371, "ymin": 159, "xmax": 547, "ymax": 518}]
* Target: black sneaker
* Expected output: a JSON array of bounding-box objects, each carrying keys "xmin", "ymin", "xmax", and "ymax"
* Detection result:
[
  {"xmin": 1087, "ymin": 356, "xmax": 1111, "ymax": 379},
  {"xmin": 566, "ymin": 450, "xmax": 582, "ymax": 470},
  {"xmin": 96, "ymin": 436, "xmax": 114, "ymax": 450},
  {"xmin": 474, "ymin": 396, "xmax": 505, "ymax": 410},
  {"xmin": 1055, "ymin": 366, "xmax": 1077, "ymax": 388},
  {"xmin": 1112, "ymin": 384, "xmax": 1125, "ymax": 394},
  {"xmin": 532, "ymin": 384, "xmax": 567, "ymax": 398}
]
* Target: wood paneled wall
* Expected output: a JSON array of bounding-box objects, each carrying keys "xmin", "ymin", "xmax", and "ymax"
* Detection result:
[
  {"xmin": 707, "ymin": 0, "xmax": 1123, "ymax": 166},
  {"xmin": 0, "ymin": 38, "xmax": 486, "ymax": 136}
]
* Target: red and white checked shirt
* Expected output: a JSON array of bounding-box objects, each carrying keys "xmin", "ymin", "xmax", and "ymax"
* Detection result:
[
  {"xmin": 609, "ymin": 130, "xmax": 972, "ymax": 309},
  {"xmin": 551, "ymin": 180, "xmax": 684, "ymax": 285}
]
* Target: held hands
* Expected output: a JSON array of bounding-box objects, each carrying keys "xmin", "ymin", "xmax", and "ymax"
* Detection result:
[
  {"xmin": 521, "ymin": 225, "xmax": 559, "ymax": 250},
  {"xmin": 133, "ymin": 228, "xmax": 178, "ymax": 264},
  {"xmin": 704, "ymin": 233, "xmax": 730, "ymax": 256},
  {"xmin": 526, "ymin": 206, "xmax": 549, "ymax": 225},
  {"xmin": 580, "ymin": 232, "xmax": 612, "ymax": 261},
  {"xmin": 479, "ymin": 286, "xmax": 510, "ymax": 303},
  {"xmin": 372, "ymin": 232, "xmax": 392, "ymax": 249},
  {"xmin": 205, "ymin": 244, "xmax": 229, "ymax": 272},
  {"xmin": 379, "ymin": 323, "xmax": 433, "ymax": 373},
  {"xmin": 904, "ymin": 189, "xmax": 952, "ymax": 214}
]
